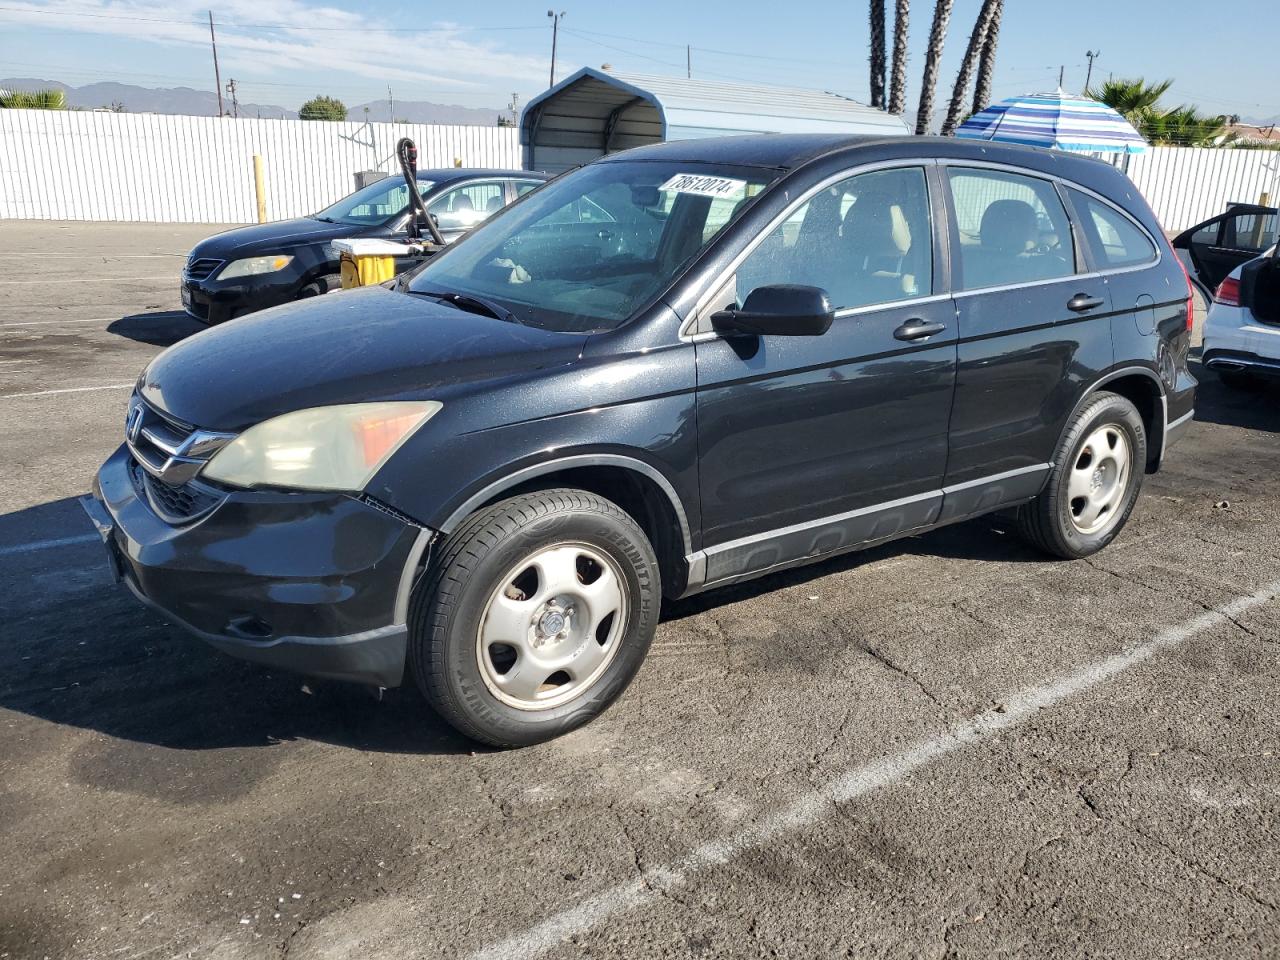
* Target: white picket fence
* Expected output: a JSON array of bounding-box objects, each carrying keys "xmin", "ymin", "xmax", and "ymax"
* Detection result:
[
  {"xmin": 0, "ymin": 110, "xmax": 520, "ymax": 223},
  {"xmin": 1, "ymin": 108, "xmax": 1278, "ymax": 229},
  {"xmin": 1122, "ymin": 147, "xmax": 1280, "ymax": 232}
]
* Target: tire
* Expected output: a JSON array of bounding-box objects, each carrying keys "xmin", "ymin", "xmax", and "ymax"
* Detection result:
[
  {"xmin": 409, "ymin": 488, "xmax": 660, "ymax": 747},
  {"xmin": 1016, "ymin": 391, "xmax": 1146, "ymax": 559}
]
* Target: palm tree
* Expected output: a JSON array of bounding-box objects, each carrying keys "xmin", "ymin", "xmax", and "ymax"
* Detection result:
[
  {"xmin": 869, "ymin": 0, "xmax": 887, "ymax": 109},
  {"xmin": 971, "ymin": 0, "xmax": 1003, "ymax": 114},
  {"xmin": 914, "ymin": 0, "xmax": 954, "ymax": 135},
  {"xmin": 1088, "ymin": 78, "xmax": 1230, "ymax": 147},
  {"xmin": 1144, "ymin": 106, "xmax": 1230, "ymax": 147},
  {"xmin": 889, "ymin": 0, "xmax": 910, "ymax": 115},
  {"xmin": 1086, "ymin": 78, "xmax": 1172, "ymax": 122},
  {"xmin": 941, "ymin": 0, "xmax": 1001, "ymax": 135},
  {"xmin": 0, "ymin": 88, "xmax": 66, "ymax": 109}
]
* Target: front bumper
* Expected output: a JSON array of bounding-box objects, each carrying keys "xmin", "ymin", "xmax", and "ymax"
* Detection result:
[
  {"xmin": 182, "ymin": 270, "xmax": 304, "ymax": 325},
  {"xmin": 82, "ymin": 444, "xmax": 432, "ymax": 687}
]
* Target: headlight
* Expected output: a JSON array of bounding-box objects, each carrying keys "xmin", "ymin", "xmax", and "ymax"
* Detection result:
[
  {"xmin": 202, "ymin": 401, "xmax": 442, "ymax": 491},
  {"xmin": 219, "ymin": 254, "xmax": 295, "ymax": 279}
]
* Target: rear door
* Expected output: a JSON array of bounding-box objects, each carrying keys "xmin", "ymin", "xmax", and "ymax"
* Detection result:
[
  {"xmin": 941, "ymin": 164, "xmax": 1112, "ymax": 508},
  {"xmin": 693, "ymin": 164, "xmax": 957, "ymax": 583},
  {"xmin": 1174, "ymin": 207, "xmax": 1278, "ymax": 294}
]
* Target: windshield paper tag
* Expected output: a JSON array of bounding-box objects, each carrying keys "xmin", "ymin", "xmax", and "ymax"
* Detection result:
[{"xmin": 659, "ymin": 173, "xmax": 746, "ymax": 199}]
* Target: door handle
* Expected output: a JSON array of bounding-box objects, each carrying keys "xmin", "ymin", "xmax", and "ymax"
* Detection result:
[
  {"xmin": 893, "ymin": 318, "xmax": 947, "ymax": 342},
  {"xmin": 1067, "ymin": 293, "xmax": 1105, "ymax": 312}
]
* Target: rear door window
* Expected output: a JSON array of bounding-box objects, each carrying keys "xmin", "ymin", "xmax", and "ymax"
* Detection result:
[
  {"xmin": 428, "ymin": 180, "xmax": 507, "ymax": 231},
  {"xmin": 946, "ymin": 167, "xmax": 1076, "ymax": 290},
  {"xmin": 736, "ymin": 166, "xmax": 933, "ymax": 310},
  {"xmin": 1068, "ymin": 189, "xmax": 1158, "ymax": 268},
  {"xmin": 1223, "ymin": 211, "xmax": 1277, "ymax": 253}
]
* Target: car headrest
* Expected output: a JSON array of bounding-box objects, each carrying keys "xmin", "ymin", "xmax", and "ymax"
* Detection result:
[
  {"xmin": 485, "ymin": 195, "xmax": 504, "ymax": 213},
  {"xmin": 843, "ymin": 190, "xmax": 911, "ymax": 259},
  {"xmin": 453, "ymin": 194, "xmax": 474, "ymax": 213},
  {"xmin": 980, "ymin": 199, "xmax": 1037, "ymax": 255}
]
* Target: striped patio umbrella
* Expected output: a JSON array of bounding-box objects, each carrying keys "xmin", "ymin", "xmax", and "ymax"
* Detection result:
[{"xmin": 956, "ymin": 89, "xmax": 1148, "ymax": 154}]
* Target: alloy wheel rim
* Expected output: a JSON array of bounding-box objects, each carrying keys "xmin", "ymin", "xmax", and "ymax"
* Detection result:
[
  {"xmin": 1067, "ymin": 424, "xmax": 1131, "ymax": 535},
  {"xmin": 475, "ymin": 542, "xmax": 628, "ymax": 711}
]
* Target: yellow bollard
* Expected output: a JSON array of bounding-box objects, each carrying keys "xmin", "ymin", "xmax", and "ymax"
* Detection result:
[{"xmin": 253, "ymin": 155, "xmax": 267, "ymax": 224}]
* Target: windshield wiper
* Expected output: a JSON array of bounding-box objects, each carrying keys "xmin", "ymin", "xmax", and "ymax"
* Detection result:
[
  {"xmin": 411, "ymin": 289, "xmax": 522, "ymax": 325},
  {"xmin": 313, "ymin": 216, "xmax": 337, "ymax": 223}
]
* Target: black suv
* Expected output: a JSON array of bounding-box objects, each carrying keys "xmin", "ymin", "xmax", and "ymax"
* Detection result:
[{"xmin": 83, "ymin": 134, "xmax": 1196, "ymax": 747}]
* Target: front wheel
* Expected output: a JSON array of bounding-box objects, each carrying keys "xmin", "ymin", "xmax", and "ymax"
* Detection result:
[
  {"xmin": 409, "ymin": 489, "xmax": 660, "ymax": 747},
  {"xmin": 1017, "ymin": 391, "xmax": 1146, "ymax": 559}
]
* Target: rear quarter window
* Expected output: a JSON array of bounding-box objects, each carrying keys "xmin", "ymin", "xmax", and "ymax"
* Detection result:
[{"xmin": 1068, "ymin": 188, "xmax": 1158, "ymax": 269}]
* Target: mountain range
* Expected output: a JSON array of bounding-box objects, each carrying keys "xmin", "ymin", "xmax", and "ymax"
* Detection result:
[{"xmin": 0, "ymin": 78, "xmax": 506, "ymax": 125}]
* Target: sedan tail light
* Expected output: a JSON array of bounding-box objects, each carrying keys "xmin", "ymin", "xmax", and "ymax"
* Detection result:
[{"xmin": 1214, "ymin": 275, "xmax": 1241, "ymax": 307}]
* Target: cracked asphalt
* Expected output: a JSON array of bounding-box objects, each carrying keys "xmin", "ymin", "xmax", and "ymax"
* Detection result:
[{"xmin": 1, "ymin": 222, "xmax": 1278, "ymax": 960}]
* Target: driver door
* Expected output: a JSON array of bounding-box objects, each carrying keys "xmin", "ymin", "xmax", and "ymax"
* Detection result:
[{"xmin": 693, "ymin": 164, "xmax": 956, "ymax": 585}]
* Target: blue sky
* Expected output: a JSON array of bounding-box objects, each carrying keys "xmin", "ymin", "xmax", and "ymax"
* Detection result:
[{"xmin": 1, "ymin": 1, "xmax": 1277, "ymax": 123}]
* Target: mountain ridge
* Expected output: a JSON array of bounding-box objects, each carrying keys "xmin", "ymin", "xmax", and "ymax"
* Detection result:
[{"xmin": 0, "ymin": 78, "xmax": 505, "ymax": 125}]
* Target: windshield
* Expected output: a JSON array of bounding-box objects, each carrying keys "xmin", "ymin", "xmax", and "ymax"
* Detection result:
[
  {"xmin": 314, "ymin": 176, "xmax": 435, "ymax": 226},
  {"xmin": 407, "ymin": 161, "xmax": 776, "ymax": 332}
]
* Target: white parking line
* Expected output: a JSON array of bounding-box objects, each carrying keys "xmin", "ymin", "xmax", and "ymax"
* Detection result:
[
  {"xmin": 0, "ymin": 383, "xmax": 133, "ymax": 400},
  {"xmin": 469, "ymin": 579, "xmax": 1280, "ymax": 960},
  {"xmin": 0, "ymin": 533, "xmax": 100, "ymax": 558},
  {"xmin": 0, "ymin": 277, "xmax": 173, "ymax": 285},
  {"xmin": 0, "ymin": 317, "xmax": 117, "ymax": 328}
]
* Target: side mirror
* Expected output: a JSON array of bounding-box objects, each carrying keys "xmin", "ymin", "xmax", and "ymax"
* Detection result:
[{"xmin": 711, "ymin": 284, "xmax": 835, "ymax": 337}]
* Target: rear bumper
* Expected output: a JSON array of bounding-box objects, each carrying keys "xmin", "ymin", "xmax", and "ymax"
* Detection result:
[
  {"xmin": 1202, "ymin": 348, "xmax": 1280, "ymax": 379},
  {"xmin": 82, "ymin": 444, "xmax": 433, "ymax": 687}
]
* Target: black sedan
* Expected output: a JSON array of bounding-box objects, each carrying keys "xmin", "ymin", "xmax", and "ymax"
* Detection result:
[{"xmin": 181, "ymin": 168, "xmax": 548, "ymax": 324}]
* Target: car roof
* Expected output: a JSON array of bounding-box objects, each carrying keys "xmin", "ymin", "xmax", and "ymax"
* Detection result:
[
  {"xmin": 607, "ymin": 132, "xmax": 1119, "ymax": 177},
  {"xmin": 602, "ymin": 133, "xmax": 1144, "ymax": 210},
  {"xmin": 418, "ymin": 168, "xmax": 548, "ymax": 181}
]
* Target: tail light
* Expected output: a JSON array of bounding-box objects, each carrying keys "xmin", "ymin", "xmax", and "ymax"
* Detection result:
[
  {"xmin": 1214, "ymin": 275, "xmax": 1241, "ymax": 307},
  {"xmin": 1180, "ymin": 261, "xmax": 1195, "ymax": 331}
]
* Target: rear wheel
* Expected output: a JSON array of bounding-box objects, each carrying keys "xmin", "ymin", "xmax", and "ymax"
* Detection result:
[
  {"xmin": 409, "ymin": 489, "xmax": 659, "ymax": 747},
  {"xmin": 1017, "ymin": 392, "xmax": 1146, "ymax": 559}
]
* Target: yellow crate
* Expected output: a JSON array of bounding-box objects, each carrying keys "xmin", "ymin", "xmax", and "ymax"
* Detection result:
[{"xmin": 340, "ymin": 251, "xmax": 397, "ymax": 289}]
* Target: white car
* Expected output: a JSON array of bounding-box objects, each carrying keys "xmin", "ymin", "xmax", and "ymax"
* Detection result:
[{"xmin": 1202, "ymin": 247, "xmax": 1280, "ymax": 388}]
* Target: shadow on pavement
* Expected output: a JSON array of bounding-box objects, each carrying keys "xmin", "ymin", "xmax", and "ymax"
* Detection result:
[
  {"xmin": 1189, "ymin": 357, "xmax": 1279, "ymax": 433},
  {"xmin": 1, "ymin": 499, "xmax": 475, "ymax": 757},
  {"xmin": 107, "ymin": 310, "xmax": 205, "ymax": 347}
]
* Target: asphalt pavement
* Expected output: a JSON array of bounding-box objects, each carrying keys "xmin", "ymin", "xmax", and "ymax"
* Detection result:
[{"xmin": 0, "ymin": 221, "xmax": 1276, "ymax": 960}]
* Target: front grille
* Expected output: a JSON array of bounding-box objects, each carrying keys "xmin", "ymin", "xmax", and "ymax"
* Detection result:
[
  {"xmin": 124, "ymin": 392, "xmax": 236, "ymax": 523},
  {"xmin": 128, "ymin": 455, "xmax": 224, "ymax": 523},
  {"xmin": 184, "ymin": 257, "xmax": 223, "ymax": 281}
]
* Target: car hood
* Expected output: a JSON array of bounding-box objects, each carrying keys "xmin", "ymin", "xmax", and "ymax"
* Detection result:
[
  {"xmin": 189, "ymin": 217, "xmax": 362, "ymax": 259},
  {"xmin": 139, "ymin": 287, "xmax": 587, "ymax": 431}
]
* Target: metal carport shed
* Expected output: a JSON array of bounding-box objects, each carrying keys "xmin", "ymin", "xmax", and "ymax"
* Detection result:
[{"xmin": 520, "ymin": 68, "xmax": 910, "ymax": 172}]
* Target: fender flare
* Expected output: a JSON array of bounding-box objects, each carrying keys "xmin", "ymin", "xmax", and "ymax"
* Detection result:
[
  {"xmin": 435, "ymin": 453, "xmax": 694, "ymax": 557},
  {"xmin": 1065, "ymin": 365, "xmax": 1169, "ymax": 466}
]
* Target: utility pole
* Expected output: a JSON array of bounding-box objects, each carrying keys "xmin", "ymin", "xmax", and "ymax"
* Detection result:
[
  {"xmin": 388, "ymin": 85, "xmax": 394, "ymax": 123},
  {"xmin": 1058, "ymin": 65, "xmax": 1064, "ymax": 89},
  {"xmin": 208, "ymin": 11, "xmax": 223, "ymax": 117},
  {"xmin": 547, "ymin": 10, "xmax": 565, "ymax": 87},
  {"xmin": 509, "ymin": 92, "xmax": 520, "ymax": 126},
  {"xmin": 225, "ymin": 78, "xmax": 238, "ymax": 118},
  {"xmin": 687, "ymin": 45, "xmax": 691, "ymax": 79},
  {"xmin": 1084, "ymin": 50, "xmax": 1100, "ymax": 92}
]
